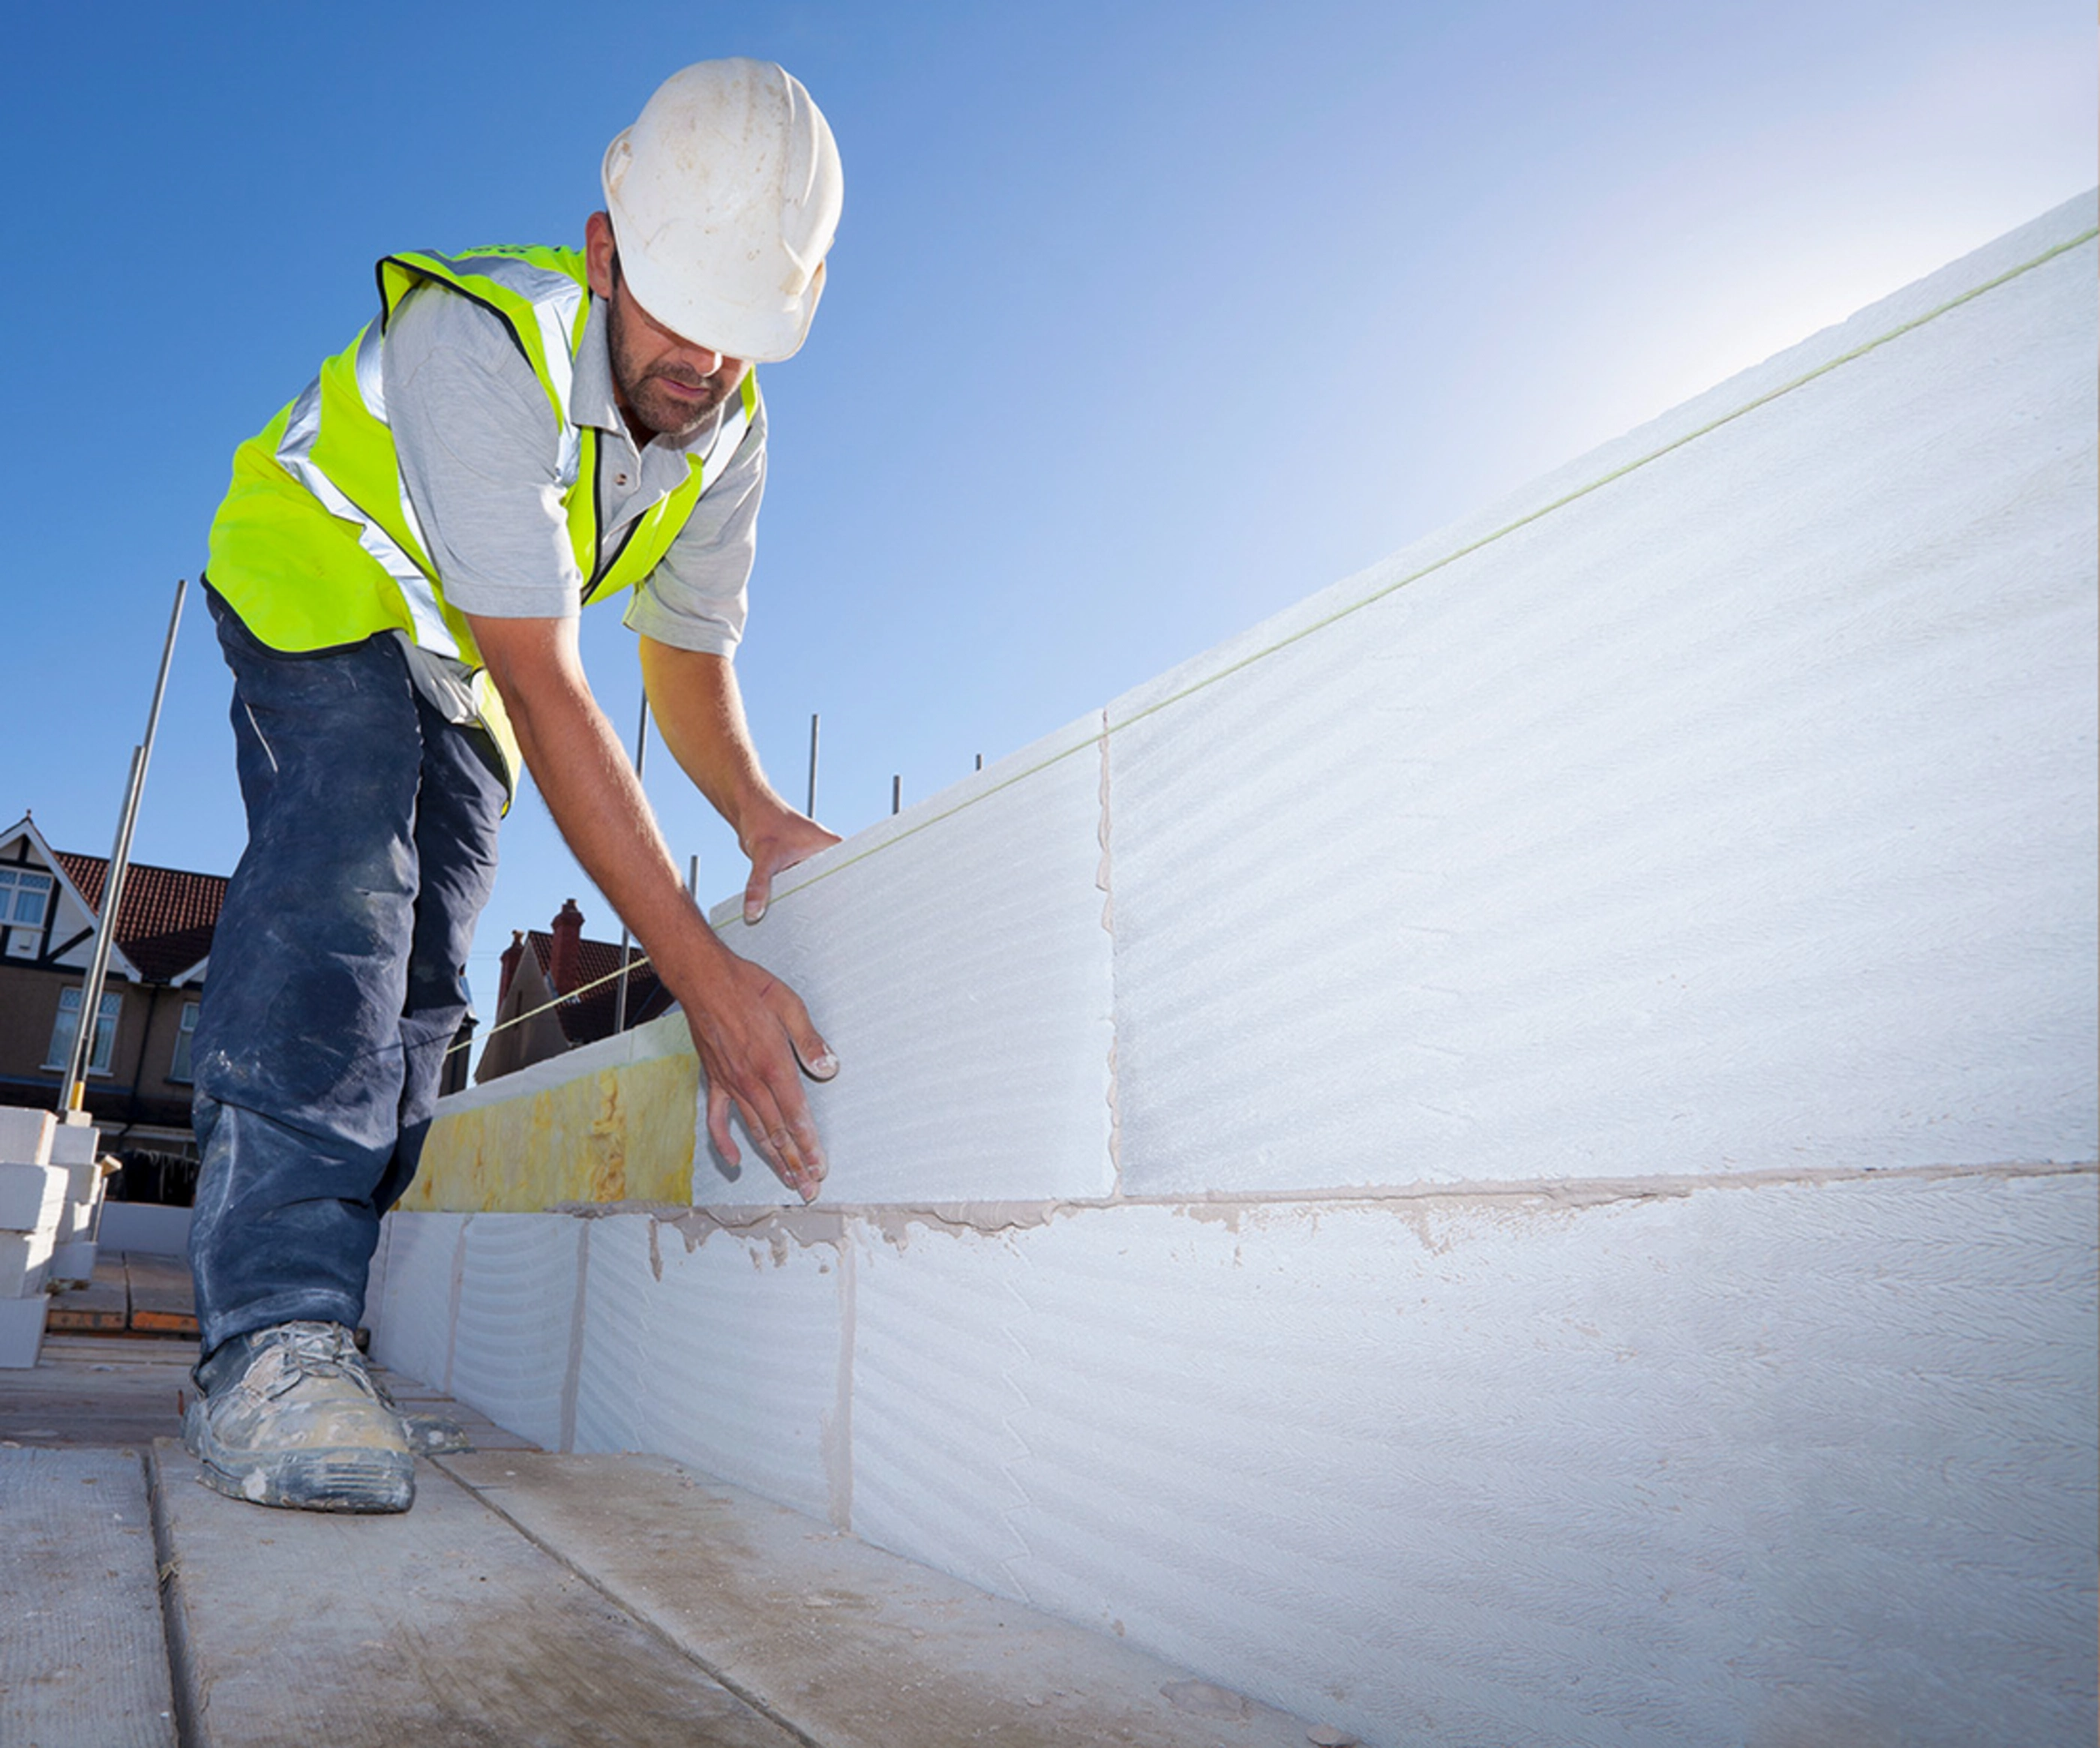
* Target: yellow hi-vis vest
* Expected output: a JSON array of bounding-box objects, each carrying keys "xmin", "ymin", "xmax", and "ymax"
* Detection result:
[{"xmin": 205, "ymin": 244, "xmax": 759, "ymax": 792}]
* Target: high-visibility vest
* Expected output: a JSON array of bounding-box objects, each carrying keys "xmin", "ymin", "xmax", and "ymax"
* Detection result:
[{"xmin": 205, "ymin": 244, "xmax": 759, "ymax": 787}]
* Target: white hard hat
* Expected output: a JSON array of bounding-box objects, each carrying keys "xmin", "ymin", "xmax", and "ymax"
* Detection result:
[{"xmin": 602, "ymin": 59, "xmax": 843, "ymax": 362}]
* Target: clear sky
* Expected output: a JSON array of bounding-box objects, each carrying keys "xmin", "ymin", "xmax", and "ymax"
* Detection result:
[{"xmin": 7, "ymin": 1, "xmax": 2092, "ymax": 1069}]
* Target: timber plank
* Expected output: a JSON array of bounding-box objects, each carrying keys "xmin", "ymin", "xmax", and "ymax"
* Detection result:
[
  {"xmin": 439, "ymin": 1451, "xmax": 1324, "ymax": 1748},
  {"xmin": 0, "ymin": 1447, "xmax": 178, "ymax": 1747},
  {"xmin": 0, "ymin": 1334, "xmax": 193, "ymax": 1447},
  {"xmin": 149, "ymin": 1441, "xmax": 801, "ymax": 1748}
]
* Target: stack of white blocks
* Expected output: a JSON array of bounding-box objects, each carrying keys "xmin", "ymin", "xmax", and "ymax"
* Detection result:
[
  {"xmin": 0, "ymin": 1107, "xmax": 104, "ymax": 1368},
  {"xmin": 374, "ymin": 194, "xmax": 2098, "ymax": 1748},
  {"xmin": 48, "ymin": 1122, "xmax": 106, "ymax": 1286}
]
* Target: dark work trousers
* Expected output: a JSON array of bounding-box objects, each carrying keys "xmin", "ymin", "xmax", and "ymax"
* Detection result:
[{"xmin": 189, "ymin": 588, "xmax": 504, "ymax": 1358}]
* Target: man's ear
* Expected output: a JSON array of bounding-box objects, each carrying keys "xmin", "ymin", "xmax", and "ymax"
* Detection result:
[{"xmin": 584, "ymin": 211, "xmax": 618, "ymax": 299}]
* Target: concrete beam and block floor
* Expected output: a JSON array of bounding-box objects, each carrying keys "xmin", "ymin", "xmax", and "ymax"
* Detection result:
[
  {"xmin": 2, "ymin": 1339, "xmax": 1348, "ymax": 1747},
  {"xmin": 46, "ymin": 1250, "xmax": 201, "ymax": 1337}
]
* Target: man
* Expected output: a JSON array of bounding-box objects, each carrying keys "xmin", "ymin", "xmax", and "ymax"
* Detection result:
[{"xmin": 184, "ymin": 60, "xmax": 845, "ymax": 1514}]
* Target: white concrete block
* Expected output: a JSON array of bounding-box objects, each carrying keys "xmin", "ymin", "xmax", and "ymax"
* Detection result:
[
  {"xmin": 54, "ymin": 1195, "xmax": 93, "ymax": 1248},
  {"xmin": 49, "ymin": 1156, "xmax": 106, "ymax": 1247},
  {"xmin": 572, "ymin": 1213, "xmax": 845, "ymax": 1521},
  {"xmin": 0, "ymin": 1230, "xmax": 54, "ymax": 1299},
  {"xmin": 46, "ymin": 1122, "xmax": 99, "ymax": 1167},
  {"xmin": 46, "ymin": 1241, "xmax": 95, "ymax": 1284},
  {"xmin": 367, "ymin": 1211, "xmax": 467, "ymax": 1392},
  {"xmin": 848, "ymin": 1174, "xmax": 2097, "ymax": 1748},
  {"xmin": 0, "ymin": 1164, "xmax": 68, "ymax": 1234},
  {"xmin": 95, "ymin": 1201, "xmax": 190, "ymax": 1256},
  {"xmin": 0, "ymin": 1105, "xmax": 54, "ymax": 1167},
  {"xmin": 360, "ymin": 1219, "xmax": 389, "ymax": 1330},
  {"xmin": 702, "ymin": 718, "xmax": 1117, "ymax": 1205},
  {"xmin": 1108, "ymin": 216, "xmax": 2098, "ymax": 1195},
  {"xmin": 448, "ymin": 1215, "xmax": 586, "ymax": 1453},
  {"xmin": 0, "ymin": 1291, "xmax": 48, "ymax": 1368}
]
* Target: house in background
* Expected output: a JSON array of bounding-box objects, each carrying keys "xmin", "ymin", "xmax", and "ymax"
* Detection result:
[
  {"xmin": 0, "ymin": 812, "xmax": 480, "ymax": 1199},
  {"xmin": 474, "ymin": 898, "xmax": 668, "ymax": 1085},
  {"xmin": 0, "ymin": 813, "xmax": 225, "ymax": 1186}
]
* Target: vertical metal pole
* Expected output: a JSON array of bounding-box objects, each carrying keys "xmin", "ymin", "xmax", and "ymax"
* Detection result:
[
  {"xmin": 614, "ymin": 694, "xmax": 650, "ymax": 1037},
  {"xmin": 64, "ymin": 579, "xmax": 188, "ymax": 1114},
  {"xmin": 891, "ymin": 775, "xmax": 902, "ymax": 816},
  {"xmin": 975, "ymin": 754, "xmax": 983, "ymax": 772},
  {"xmin": 806, "ymin": 713, "xmax": 820, "ymax": 818},
  {"xmin": 686, "ymin": 853, "xmax": 700, "ymax": 898}
]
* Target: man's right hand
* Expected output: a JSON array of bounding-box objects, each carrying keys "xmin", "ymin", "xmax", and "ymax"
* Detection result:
[{"xmin": 678, "ymin": 946, "xmax": 839, "ymax": 1201}]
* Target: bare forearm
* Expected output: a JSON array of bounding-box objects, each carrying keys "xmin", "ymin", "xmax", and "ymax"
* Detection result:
[
  {"xmin": 641, "ymin": 637, "xmax": 839, "ymax": 922},
  {"xmin": 509, "ymin": 676, "xmax": 722, "ymax": 987}
]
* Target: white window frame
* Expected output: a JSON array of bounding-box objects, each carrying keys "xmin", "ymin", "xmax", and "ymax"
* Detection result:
[
  {"xmin": 44, "ymin": 988, "xmax": 122, "ymax": 1077},
  {"xmin": 169, "ymin": 1000, "xmax": 201, "ymax": 1084},
  {"xmin": 1, "ymin": 867, "xmax": 53, "ymax": 929}
]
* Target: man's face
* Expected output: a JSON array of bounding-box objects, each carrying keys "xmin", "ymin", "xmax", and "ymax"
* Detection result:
[{"xmin": 586, "ymin": 211, "xmax": 749, "ymax": 442}]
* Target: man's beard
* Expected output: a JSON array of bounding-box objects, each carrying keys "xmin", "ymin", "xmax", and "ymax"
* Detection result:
[
  {"xmin": 608, "ymin": 296, "xmax": 730, "ymax": 439},
  {"xmin": 623, "ymin": 367, "xmax": 729, "ymax": 438}
]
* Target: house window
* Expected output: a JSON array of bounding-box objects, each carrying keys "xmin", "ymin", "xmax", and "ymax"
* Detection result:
[
  {"xmin": 44, "ymin": 988, "xmax": 122, "ymax": 1077},
  {"xmin": 170, "ymin": 1000, "xmax": 201, "ymax": 1084},
  {"xmin": 1, "ymin": 868, "xmax": 52, "ymax": 928}
]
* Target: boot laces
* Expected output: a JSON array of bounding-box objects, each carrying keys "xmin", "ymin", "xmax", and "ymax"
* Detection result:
[{"xmin": 253, "ymin": 1323, "xmax": 376, "ymax": 1400}]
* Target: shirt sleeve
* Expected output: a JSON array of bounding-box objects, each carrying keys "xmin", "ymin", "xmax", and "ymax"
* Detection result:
[
  {"xmin": 383, "ymin": 285, "xmax": 585, "ymax": 619},
  {"xmin": 622, "ymin": 394, "xmax": 767, "ymax": 656}
]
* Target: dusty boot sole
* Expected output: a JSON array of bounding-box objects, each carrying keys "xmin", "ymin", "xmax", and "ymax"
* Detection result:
[{"xmin": 183, "ymin": 1399, "xmax": 417, "ymax": 1514}]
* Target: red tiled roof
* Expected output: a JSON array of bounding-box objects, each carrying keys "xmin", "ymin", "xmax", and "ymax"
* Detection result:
[
  {"xmin": 522, "ymin": 928, "xmax": 671, "ymax": 1046},
  {"xmin": 52, "ymin": 852, "xmax": 229, "ymax": 982}
]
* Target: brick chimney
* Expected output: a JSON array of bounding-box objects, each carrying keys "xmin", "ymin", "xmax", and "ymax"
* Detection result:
[
  {"xmin": 548, "ymin": 899, "xmax": 584, "ymax": 995},
  {"xmin": 495, "ymin": 930, "xmax": 526, "ymax": 1011}
]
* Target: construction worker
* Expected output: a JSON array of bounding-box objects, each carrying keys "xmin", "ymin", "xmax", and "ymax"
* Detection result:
[{"xmin": 182, "ymin": 60, "xmax": 844, "ymax": 1513}]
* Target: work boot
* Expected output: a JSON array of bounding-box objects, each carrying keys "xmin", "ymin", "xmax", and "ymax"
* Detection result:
[{"xmin": 182, "ymin": 1321, "xmax": 416, "ymax": 1513}]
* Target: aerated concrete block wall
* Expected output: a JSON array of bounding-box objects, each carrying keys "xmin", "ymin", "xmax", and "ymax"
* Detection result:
[{"xmin": 371, "ymin": 195, "xmax": 2099, "ymax": 1748}]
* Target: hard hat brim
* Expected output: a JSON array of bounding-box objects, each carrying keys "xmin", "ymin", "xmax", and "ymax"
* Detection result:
[{"xmin": 602, "ymin": 128, "xmax": 827, "ymax": 364}]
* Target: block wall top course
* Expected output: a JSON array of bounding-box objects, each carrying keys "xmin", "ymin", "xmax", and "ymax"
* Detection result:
[
  {"xmin": 1109, "ymin": 220, "xmax": 2098, "ymax": 1194},
  {"xmin": 412, "ymin": 194, "xmax": 2098, "ymax": 1216},
  {"xmin": 416, "ymin": 714, "xmax": 1118, "ymax": 1213}
]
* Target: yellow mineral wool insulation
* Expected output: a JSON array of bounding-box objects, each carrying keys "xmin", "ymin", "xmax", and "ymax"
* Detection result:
[{"xmin": 404, "ymin": 1053, "xmax": 698, "ymax": 1212}]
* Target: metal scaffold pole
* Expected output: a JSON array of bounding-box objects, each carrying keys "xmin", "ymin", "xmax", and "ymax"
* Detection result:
[
  {"xmin": 613, "ymin": 692, "xmax": 650, "ymax": 1037},
  {"xmin": 63, "ymin": 578, "xmax": 188, "ymax": 1117},
  {"xmin": 806, "ymin": 712, "xmax": 820, "ymax": 818}
]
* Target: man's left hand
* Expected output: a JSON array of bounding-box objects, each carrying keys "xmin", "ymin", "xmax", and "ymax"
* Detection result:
[{"xmin": 741, "ymin": 805, "xmax": 842, "ymax": 923}]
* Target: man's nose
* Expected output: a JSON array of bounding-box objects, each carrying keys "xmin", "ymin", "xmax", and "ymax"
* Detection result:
[{"xmin": 682, "ymin": 344, "xmax": 724, "ymax": 375}]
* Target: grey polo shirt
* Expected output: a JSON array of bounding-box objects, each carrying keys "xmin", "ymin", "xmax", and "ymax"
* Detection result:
[{"xmin": 380, "ymin": 282, "xmax": 765, "ymax": 718}]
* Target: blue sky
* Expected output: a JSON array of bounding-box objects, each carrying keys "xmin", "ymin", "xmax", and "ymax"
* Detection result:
[{"xmin": 8, "ymin": 1, "xmax": 2092, "ymax": 1063}]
